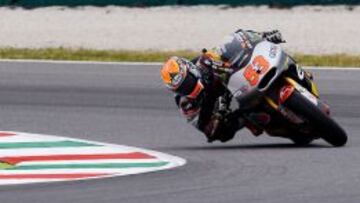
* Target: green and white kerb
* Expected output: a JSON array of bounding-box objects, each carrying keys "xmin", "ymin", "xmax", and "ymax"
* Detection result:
[{"xmin": 0, "ymin": 132, "xmax": 186, "ymax": 185}]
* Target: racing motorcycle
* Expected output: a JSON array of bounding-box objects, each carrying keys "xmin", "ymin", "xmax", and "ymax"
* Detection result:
[{"xmin": 211, "ymin": 40, "xmax": 347, "ymax": 147}]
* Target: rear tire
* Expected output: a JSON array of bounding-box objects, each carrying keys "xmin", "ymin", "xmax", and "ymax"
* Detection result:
[{"xmin": 285, "ymin": 91, "xmax": 347, "ymax": 147}]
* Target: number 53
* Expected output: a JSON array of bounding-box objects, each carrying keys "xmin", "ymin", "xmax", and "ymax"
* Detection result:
[{"xmin": 243, "ymin": 55, "xmax": 270, "ymax": 86}]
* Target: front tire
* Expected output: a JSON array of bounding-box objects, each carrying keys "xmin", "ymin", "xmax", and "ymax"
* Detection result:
[
  {"xmin": 285, "ymin": 90, "xmax": 347, "ymax": 147},
  {"xmin": 290, "ymin": 136, "xmax": 313, "ymax": 146}
]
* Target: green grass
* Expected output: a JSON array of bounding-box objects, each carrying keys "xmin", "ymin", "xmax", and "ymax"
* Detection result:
[
  {"xmin": 0, "ymin": 47, "xmax": 359, "ymax": 67},
  {"xmin": 0, "ymin": 47, "xmax": 197, "ymax": 62},
  {"xmin": 293, "ymin": 54, "xmax": 360, "ymax": 67}
]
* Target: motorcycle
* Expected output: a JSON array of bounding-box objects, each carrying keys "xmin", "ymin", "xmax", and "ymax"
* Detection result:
[{"xmin": 211, "ymin": 40, "xmax": 347, "ymax": 147}]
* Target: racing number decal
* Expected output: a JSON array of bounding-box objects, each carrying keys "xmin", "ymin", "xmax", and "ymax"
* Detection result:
[{"xmin": 243, "ymin": 55, "xmax": 270, "ymax": 86}]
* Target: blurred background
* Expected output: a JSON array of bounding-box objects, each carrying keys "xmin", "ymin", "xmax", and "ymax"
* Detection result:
[
  {"xmin": 0, "ymin": 0, "xmax": 359, "ymax": 65},
  {"xmin": 1, "ymin": 0, "xmax": 359, "ymax": 7}
]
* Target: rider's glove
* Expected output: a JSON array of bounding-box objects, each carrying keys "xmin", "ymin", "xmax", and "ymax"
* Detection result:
[
  {"xmin": 179, "ymin": 97, "xmax": 200, "ymax": 120},
  {"xmin": 198, "ymin": 51, "xmax": 215, "ymax": 68},
  {"xmin": 198, "ymin": 51, "xmax": 232, "ymax": 75},
  {"xmin": 262, "ymin": 30, "xmax": 286, "ymax": 44}
]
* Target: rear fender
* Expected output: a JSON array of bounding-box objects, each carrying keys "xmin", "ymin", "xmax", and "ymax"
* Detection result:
[
  {"xmin": 280, "ymin": 77, "xmax": 329, "ymax": 115},
  {"xmin": 282, "ymin": 77, "xmax": 318, "ymax": 105}
]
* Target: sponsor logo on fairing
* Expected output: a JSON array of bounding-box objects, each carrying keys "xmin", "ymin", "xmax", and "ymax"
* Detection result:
[
  {"xmin": 240, "ymin": 85, "xmax": 249, "ymax": 93},
  {"xmin": 296, "ymin": 65, "xmax": 305, "ymax": 80},
  {"xmin": 269, "ymin": 45, "xmax": 278, "ymax": 58}
]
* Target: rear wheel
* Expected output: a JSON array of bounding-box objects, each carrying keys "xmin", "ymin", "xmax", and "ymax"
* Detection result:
[{"xmin": 285, "ymin": 90, "xmax": 347, "ymax": 147}]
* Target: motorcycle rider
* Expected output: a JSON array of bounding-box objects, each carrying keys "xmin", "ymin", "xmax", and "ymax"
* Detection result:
[{"xmin": 160, "ymin": 29, "xmax": 287, "ymax": 143}]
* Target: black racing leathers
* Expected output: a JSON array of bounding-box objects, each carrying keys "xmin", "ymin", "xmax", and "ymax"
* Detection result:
[{"xmin": 175, "ymin": 64, "xmax": 236, "ymax": 142}]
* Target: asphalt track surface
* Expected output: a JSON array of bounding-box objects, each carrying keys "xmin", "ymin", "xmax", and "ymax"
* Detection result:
[{"xmin": 0, "ymin": 61, "xmax": 359, "ymax": 203}]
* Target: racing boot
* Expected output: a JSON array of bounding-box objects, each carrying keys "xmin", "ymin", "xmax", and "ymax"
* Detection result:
[{"xmin": 245, "ymin": 112, "xmax": 271, "ymax": 136}]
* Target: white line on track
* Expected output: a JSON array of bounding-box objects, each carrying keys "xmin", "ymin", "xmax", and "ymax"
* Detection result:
[
  {"xmin": 0, "ymin": 59, "xmax": 359, "ymax": 70},
  {"xmin": 0, "ymin": 59, "xmax": 163, "ymax": 66}
]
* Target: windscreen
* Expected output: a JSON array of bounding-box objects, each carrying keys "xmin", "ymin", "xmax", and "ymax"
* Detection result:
[{"xmin": 216, "ymin": 32, "xmax": 261, "ymax": 69}]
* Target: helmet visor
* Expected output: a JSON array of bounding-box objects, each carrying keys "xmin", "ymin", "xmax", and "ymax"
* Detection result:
[{"xmin": 176, "ymin": 70, "xmax": 199, "ymax": 96}]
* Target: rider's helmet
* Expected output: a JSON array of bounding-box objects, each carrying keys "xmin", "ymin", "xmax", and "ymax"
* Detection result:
[{"xmin": 160, "ymin": 56, "xmax": 204, "ymax": 99}]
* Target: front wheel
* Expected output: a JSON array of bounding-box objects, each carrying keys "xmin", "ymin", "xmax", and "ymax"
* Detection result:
[
  {"xmin": 285, "ymin": 90, "xmax": 347, "ymax": 147},
  {"xmin": 290, "ymin": 136, "xmax": 314, "ymax": 146}
]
